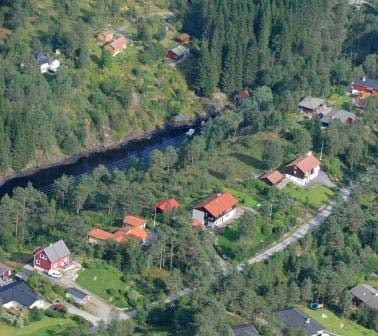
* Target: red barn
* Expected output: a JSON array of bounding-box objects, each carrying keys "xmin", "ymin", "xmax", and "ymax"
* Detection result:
[
  {"xmin": 33, "ymin": 240, "xmax": 71, "ymax": 272},
  {"xmin": 0, "ymin": 263, "xmax": 12, "ymax": 281}
]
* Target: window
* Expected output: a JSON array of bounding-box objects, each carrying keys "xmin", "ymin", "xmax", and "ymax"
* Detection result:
[
  {"xmin": 35, "ymin": 260, "xmax": 40, "ymax": 265},
  {"xmin": 40, "ymin": 254, "xmax": 47, "ymax": 260}
]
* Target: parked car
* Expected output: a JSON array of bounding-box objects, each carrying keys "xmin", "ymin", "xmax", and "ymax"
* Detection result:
[
  {"xmin": 48, "ymin": 269, "xmax": 62, "ymax": 278},
  {"xmin": 186, "ymin": 128, "xmax": 195, "ymax": 137}
]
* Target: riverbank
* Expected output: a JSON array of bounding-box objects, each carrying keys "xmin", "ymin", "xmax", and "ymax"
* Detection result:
[{"xmin": 0, "ymin": 117, "xmax": 206, "ymax": 197}]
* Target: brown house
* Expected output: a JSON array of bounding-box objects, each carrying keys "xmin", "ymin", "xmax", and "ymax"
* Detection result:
[
  {"xmin": 97, "ymin": 29, "xmax": 114, "ymax": 44},
  {"xmin": 176, "ymin": 33, "xmax": 191, "ymax": 45},
  {"xmin": 106, "ymin": 36, "xmax": 128, "ymax": 57},
  {"xmin": 259, "ymin": 170, "xmax": 284, "ymax": 186}
]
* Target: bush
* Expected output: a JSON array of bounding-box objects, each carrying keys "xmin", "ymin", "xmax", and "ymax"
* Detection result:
[
  {"xmin": 29, "ymin": 307, "xmax": 44, "ymax": 322},
  {"xmin": 45, "ymin": 306, "xmax": 68, "ymax": 318}
]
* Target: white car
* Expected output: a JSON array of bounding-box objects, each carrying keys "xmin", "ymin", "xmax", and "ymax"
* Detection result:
[{"xmin": 48, "ymin": 269, "xmax": 62, "ymax": 279}]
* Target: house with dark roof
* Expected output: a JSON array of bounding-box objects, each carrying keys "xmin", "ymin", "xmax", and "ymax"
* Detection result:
[
  {"xmin": 350, "ymin": 284, "xmax": 378, "ymax": 309},
  {"xmin": 33, "ymin": 240, "xmax": 71, "ymax": 272},
  {"xmin": 259, "ymin": 170, "xmax": 285, "ymax": 186},
  {"xmin": 298, "ymin": 97, "xmax": 326, "ymax": 115},
  {"xmin": 352, "ymin": 76, "xmax": 378, "ymax": 95},
  {"xmin": 0, "ymin": 263, "xmax": 12, "ymax": 282},
  {"xmin": 319, "ymin": 108, "xmax": 356, "ymax": 127},
  {"xmin": 233, "ymin": 324, "xmax": 260, "ymax": 336},
  {"xmin": 66, "ymin": 287, "xmax": 90, "ymax": 305},
  {"xmin": 274, "ymin": 307, "xmax": 326, "ymax": 336},
  {"xmin": 192, "ymin": 192, "xmax": 238, "ymax": 229},
  {"xmin": 285, "ymin": 152, "xmax": 321, "ymax": 186},
  {"xmin": 0, "ymin": 281, "xmax": 44, "ymax": 310}
]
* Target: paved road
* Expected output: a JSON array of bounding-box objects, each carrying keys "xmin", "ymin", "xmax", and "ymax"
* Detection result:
[{"xmin": 238, "ymin": 186, "xmax": 352, "ymax": 269}]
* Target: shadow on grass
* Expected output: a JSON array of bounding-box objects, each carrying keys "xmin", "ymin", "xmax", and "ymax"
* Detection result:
[
  {"xmin": 11, "ymin": 252, "xmax": 31, "ymax": 264},
  {"xmin": 208, "ymin": 169, "xmax": 226, "ymax": 181},
  {"xmin": 231, "ymin": 152, "xmax": 265, "ymax": 170}
]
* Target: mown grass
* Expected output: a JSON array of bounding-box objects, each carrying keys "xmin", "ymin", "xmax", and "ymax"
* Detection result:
[
  {"xmin": 0, "ymin": 317, "xmax": 76, "ymax": 336},
  {"xmin": 284, "ymin": 184, "xmax": 334, "ymax": 209},
  {"xmin": 300, "ymin": 305, "xmax": 377, "ymax": 336},
  {"xmin": 76, "ymin": 260, "xmax": 129, "ymax": 308}
]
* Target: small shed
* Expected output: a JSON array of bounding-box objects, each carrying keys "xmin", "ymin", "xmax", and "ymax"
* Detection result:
[
  {"xmin": 0, "ymin": 263, "xmax": 12, "ymax": 281},
  {"xmin": 176, "ymin": 33, "xmax": 191, "ymax": 45},
  {"xmin": 66, "ymin": 288, "xmax": 90, "ymax": 305},
  {"xmin": 259, "ymin": 170, "xmax": 284, "ymax": 186}
]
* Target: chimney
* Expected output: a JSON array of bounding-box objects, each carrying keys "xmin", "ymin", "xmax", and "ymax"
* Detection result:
[
  {"xmin": 306, "ymin": 318, "xmax": 310, "ymax": 324},
  {"xmin": 307, "ymin": 151, "xmax": 312, "ymax": 156},
  {"xmin": 362, "ymin": 76, "xmax": 366, "ymax": 82}
]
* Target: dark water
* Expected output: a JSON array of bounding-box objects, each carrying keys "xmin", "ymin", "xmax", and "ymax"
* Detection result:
[{"xmin": 0, "ymin": 125, "xmax": 200, "ymax": 197}]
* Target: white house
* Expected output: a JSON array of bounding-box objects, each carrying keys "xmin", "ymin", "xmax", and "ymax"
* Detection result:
[
  {"xmin": 285, "ymin": 152, "xmax": 320, "ymax": 186},
  {"xmin": 35, "ymin": 53, "xmax": 60, "ymax": 73},
  {"xmin": 0, "ymin": 281, "xmax": 44, "ymax": 310},
  {"xmin": 192, "ymin": 192, "xmax": 238, "ymax": 229}
]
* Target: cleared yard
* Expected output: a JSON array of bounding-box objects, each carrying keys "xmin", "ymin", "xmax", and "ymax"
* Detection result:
[
  {"xmin": 284, "ymin": 184, "xmax": 334, "ymax": 209},
  {"xmin": 0, "ymin": 317, "xmax": 76, "ymax": 336},
  {"xmin": 76, "ymin": 260, "xmax": 129, "ymax": 308},
  {"xmin": 300, "ymin": 306, "xmax": 377, "ymax": 336}
]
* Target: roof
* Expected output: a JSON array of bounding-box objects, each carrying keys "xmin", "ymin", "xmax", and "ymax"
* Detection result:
[
  {"xmin": 298, "ymin": 97, "xmax": 325, "ymax": 110},
  {"xmin": 123, "ymin": 215, "xmax": 146, "ymax": 227},
  {"xmin": 176, "ymin": 33, "xmax": 190, "ymax": 43},
  {"xmin": 0, "ymin": 263, "xmax": 11, "ymax": 275},
  {"xmin": 233, "ymin": 324, "xmax": 260, "ymax": 336},
  {"xmin": 320, "ymin": 108, "xmax": 356, "ymax": 125},
  {"xmin": 155, "ymin": 198, "xmax": 180, "ymax": 212},
  {"xmin": 88, "ymin": 228, "xmax": 114, "ymax": 241},
  {"xmin": 109, "ymin": 36, "xmax": 127, "ymax": 49},
  {"xmin": 66, "ymin": 287, "xmax": 89, "ymax": 301},
  {"xmin": 194, "ymin": 192, "xmax": 238, "ymax": 218},
  {"xmin": 0, "ymin": 281, "xmax": 40, "ymax": 307},
  {"xmin": 235, "ymin": 90, "xmax": 251, "ymax": 101},
  {"xmin": 286, "ymin": 153, "xmax": 320, "ymax": 174},
  {"xmin": 350, "ymin": 284, "xmax": 378, "ymax": 309},
  {"xmin": 170, "ymin": 45, "xmax": 188, "ymax": 57},
  {"xmin": 112, "ymin": 230, "xmax": 128, "ymax": 243},
  {"xmin": 99, "ymin": 29, "xmax": 113, "ymax": 37},
  {"xmin": 353, "ymin": 76, "xmax": 378, "ymax": 90},
  {"xmin": 43, "ymin": 240, "xmax": 70, "ymax": 263},
  {"xmin": 274, "ymin": 308, "xmax": 325, "ymax": 336},
  {"xmin": 259, "ymin": 170, "xmax": 284, "ymax": 185},
  {"xmin": 35, "ymin": 53, "xmax": 55, "ymax": 66},
  {"xmin": 127, "ymin": 227, "xmax": 149, "ymax": 241}
]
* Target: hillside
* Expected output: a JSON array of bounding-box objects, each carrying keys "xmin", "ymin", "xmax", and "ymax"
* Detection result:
[{"xmin": 0, "ymin": 0, "xmax": 203, "ymax": 174}]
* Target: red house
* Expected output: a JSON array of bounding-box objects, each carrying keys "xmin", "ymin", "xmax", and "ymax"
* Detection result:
[
  {"xmin": 33, "ymin": 240, "xmax": 71, "ymax": 272},
  {"xmin": 352, "ymin": 77, "xmax": 378, "ymax": 95},
  {"xmin": 0, "ymin": 263, "xmax": 12, "ymax": 281},
  {"xmin": 154, "ymin": 198, "xmax": 180, "ymax": 213}
]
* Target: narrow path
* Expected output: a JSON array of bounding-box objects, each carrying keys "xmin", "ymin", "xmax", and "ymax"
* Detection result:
[{"xmin": 237, "ymin": 186, "xmax": 352, "ymax": 269}]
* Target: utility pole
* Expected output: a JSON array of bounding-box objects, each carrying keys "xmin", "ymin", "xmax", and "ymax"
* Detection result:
[{"xmin": 320, "ymin": 140, "xmax": 324, "ymax": 161}]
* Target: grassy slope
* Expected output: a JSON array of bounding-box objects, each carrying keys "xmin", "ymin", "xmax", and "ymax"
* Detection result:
[
  {"xmin": 0, "ymin": 317, "xmax": 76, "ymax": 336},
  {"xmin": 300, "ymin": 306, "xmax": 377, "ymax": 336},
  {"xmin": 76, "ymin": 260, "xmax": 129, "ymax": 308}
]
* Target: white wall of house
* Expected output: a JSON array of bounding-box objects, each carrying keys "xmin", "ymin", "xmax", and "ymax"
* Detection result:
[
  {"xmin": 30, "ymin": 300, "xmax": 45, "ymax": 309},
  {"xmin": 3, "ymin": 301, "xmax": 18, "ymax": 309},
  {"xmin": 286, "ymin": 166, "xmax": 320, "ymax": 186},
  {"xmin": 208, "ymin": 209, "xmax": 236, "ymax": 229}
]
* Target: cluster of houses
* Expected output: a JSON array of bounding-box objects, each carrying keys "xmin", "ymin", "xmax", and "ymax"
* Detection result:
[
  {"xmin": 165, "ymin": 33, "xmax": 190, "ymax": 62},
  {"xmin": 97, "ymin": 29, "xmax": 128, "ymax": 57},
  {"xmin": 260, "ymin": 152, "xmax": 321, "ymax": 188}
]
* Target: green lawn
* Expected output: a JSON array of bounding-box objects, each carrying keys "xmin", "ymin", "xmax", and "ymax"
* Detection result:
[
  {"xmin": 284, "ymin": 184, "xmax": 334, "ymax": 209},
  {"xmin": 76, "ymin": 260, "xmax": 129, "ymax": 308},
  {"xmin": 0, "ymin": 317, "xmax": 76, "ymax": 336},
  {"xmin": 300, "ymin": 306, "xmax": 377, "ymax": 336}
]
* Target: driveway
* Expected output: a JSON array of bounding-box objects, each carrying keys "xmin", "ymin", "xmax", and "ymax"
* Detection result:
[{"xmin": 237, "ymin": 184, "xmax": 352, "ymax": 269}]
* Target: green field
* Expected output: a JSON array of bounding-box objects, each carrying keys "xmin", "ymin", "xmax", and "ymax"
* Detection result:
[
  {"xmin": 0, "ymin": 317, "xmax": 76, "ymax": 336},
  {"xmin": 284, "ymin": 184, "xmax": 334, "ymax": 209},
  {"xmin": 300, "ymin": 306, "xmax": 377, "ymax": 336},
  {"xmin": 76, "ymin": 260, "xmax": 129, "ymax": 308}
]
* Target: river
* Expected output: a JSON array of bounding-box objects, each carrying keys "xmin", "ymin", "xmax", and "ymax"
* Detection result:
[{"xmin": 0, "ymin": 125, "xmax": 201, "ymax": 198}]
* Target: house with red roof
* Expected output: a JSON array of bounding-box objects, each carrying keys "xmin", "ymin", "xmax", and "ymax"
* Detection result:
[
  {"xmin": 97, "ymin": 29, "xmax": 114, "ymax": 44},
  {"xmin": 259, "ymin": 170, "xmax": 285, "ymax": 186},
  {"xmin": 192, "ymin": 192, "xmax": 238, "ymax": 229},
  {"xmin": 123, "ymin": 215, "xmax": 146, "ymax": 229},
  {"xmin": 88, "ymin": 228, "xmax": 114, "ymax": 244},
  {"xmin": 33, "ymin": 240, "xmax": 71, "ymax": 272},
  {"xmin": 154, "ymin": 198, "xmax": 180, "ymax": 213},
  {"xmin": 284, "ymin": 152, "xmax": 320, "ymax": 186},
  {"xmin": 106, "ymin": 36, "xmax": 127, "ymax": 57}
]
